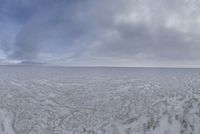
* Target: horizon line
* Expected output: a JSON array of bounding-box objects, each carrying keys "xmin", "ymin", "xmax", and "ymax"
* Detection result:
[{"xmin": 1, "ymin": 64, "xmax": 200, "ymax": 69}]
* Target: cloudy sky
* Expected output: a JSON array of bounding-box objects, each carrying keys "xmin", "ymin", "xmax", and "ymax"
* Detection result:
[{"xmin": 0, "ymin": 0, "xmax": 200, "ymax": 67}]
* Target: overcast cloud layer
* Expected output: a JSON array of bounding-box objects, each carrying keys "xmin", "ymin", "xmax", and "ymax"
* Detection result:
[{"xmin": 0, "ymin": 0, "xmax": 200, "ymax": 67}]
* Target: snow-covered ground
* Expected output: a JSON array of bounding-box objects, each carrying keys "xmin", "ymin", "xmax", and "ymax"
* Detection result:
[{"xmin": 0, "ymin": 67, "xmax": 200, "ymax": 134}]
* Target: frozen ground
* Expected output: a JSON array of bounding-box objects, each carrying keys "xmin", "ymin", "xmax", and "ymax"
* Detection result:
[{"xmin": 0, "ymin": 66, "xmax": 200, "ymax": 134}]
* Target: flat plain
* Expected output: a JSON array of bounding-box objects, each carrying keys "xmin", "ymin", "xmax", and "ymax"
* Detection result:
[{"xmin": 0, "ymin": 66, "xmax": 200, "ymax": 134}]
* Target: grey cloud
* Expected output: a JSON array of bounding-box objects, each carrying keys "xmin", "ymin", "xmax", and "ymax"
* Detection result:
[
  {"xmin": 1, "ymin": 0, "xmax": 200, "ymax": 66},
  {"xmin": 8, "ymin": 0, "xmax": 125, "ymax": 61}
]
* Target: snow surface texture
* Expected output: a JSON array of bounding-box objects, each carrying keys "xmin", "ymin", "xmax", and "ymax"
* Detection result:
[{"xmin": 0, "ymin": 67, "xmax": 200, "ymax": 134}]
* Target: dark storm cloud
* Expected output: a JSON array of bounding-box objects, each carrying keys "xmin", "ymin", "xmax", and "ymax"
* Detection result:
[
  {"xmin": 0, "ymin": 0, "xmax": 200, "ymax": 66},
  {"xmin": 98, "ymin": 23, "xmax": 190, "ymax": 60}
]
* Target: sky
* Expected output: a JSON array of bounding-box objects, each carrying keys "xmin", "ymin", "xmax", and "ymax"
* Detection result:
[{"xmin": 1, "ymin": 0, "xmax": 200, "ymax": 67}]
